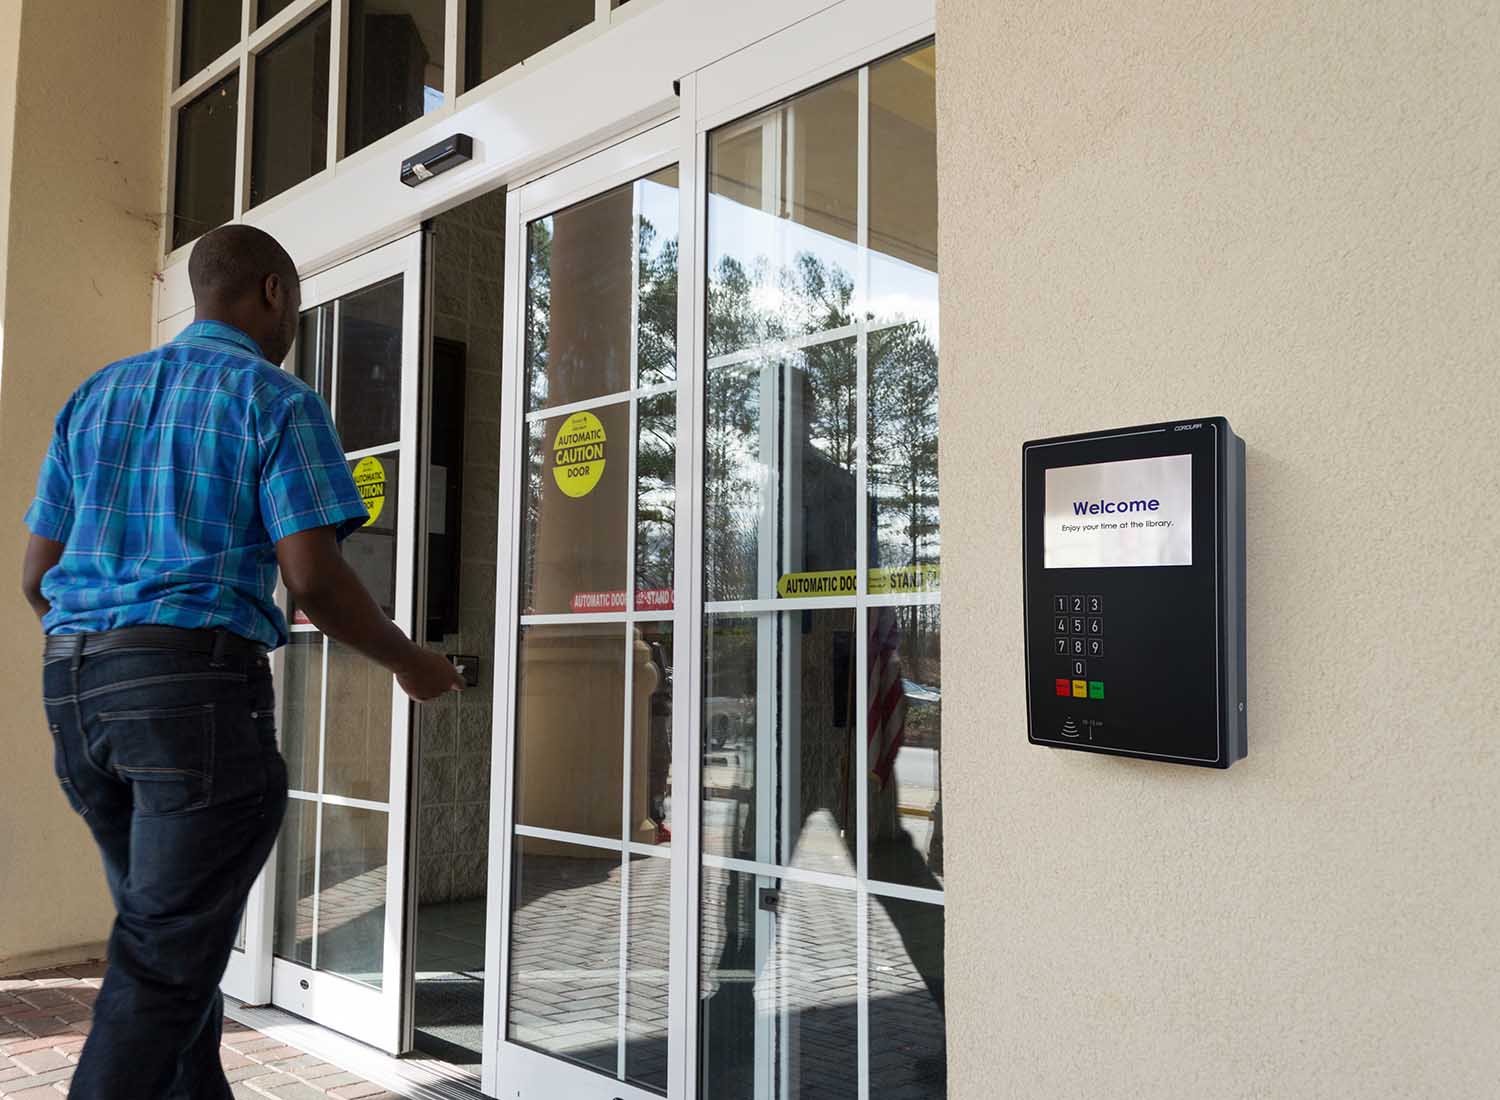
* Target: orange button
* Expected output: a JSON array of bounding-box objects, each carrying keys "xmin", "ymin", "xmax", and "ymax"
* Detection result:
[{"xmin": 1071, "ymin": 679, "xmax": 1087, "ymax": 698}]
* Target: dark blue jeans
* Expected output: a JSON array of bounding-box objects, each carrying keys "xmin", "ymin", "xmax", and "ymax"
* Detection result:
[{"xmin": 43, "ymin": 641, "xmax": 288, "ymax": 1100}]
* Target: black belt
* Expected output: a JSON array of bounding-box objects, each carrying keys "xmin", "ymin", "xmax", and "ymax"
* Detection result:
[{"xmin": 44, "ymin": 626, "xmax": 266, "ymax": 663}]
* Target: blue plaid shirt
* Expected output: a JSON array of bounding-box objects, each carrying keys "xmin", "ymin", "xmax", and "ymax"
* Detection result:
[{"xmin": 25, "ymin": 321, "xmax": 369, "ymax": 647}]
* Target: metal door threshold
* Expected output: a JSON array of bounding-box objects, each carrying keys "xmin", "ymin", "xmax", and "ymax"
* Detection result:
[{"xmin": 225, "ymin": 997, "xmax": 487, "ymax": 1100}]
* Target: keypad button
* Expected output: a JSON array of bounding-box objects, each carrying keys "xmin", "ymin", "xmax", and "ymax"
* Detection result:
[
  {"xmin": 1070, "ymin": 595, "xmax": 1086, "ymax": 614},
  {"xmin": 1088, "ymin": 617, "xmax": 1103, "ymax": 635},
  {"xmin": 1071, "ymin": 638, "xmax": 1086, "ymax": 657},
  {"xmin": 1054, "ymin": 678, "xmax": 1071, "ymax": 698},
  {"xmin": 1089, "ymin": 680, "xmax": 1105, "ymax": 700},
  {"xmin": 1054, "ymin": 615, "xmax": 1070, "ymax": 635},
  {"xmin": 1088, "ymin": 638, "xmax": 1103, "ymax": 657},
  {"xmin": 1053, "ymin": 637, "xmax": 1069, "ymax": 656},
  {"xmin": 1087, "ymin": 595, "xmax": 1103, "ymax": 614},
  {"xmin": 1071, "ymin": 659, "xmax": 1087, "ymax": 679},
  {"xmin": 1053, "ymin": 595, "xmax": 1068, "ymax": 614},
  {"xmin": 1071, "ymin": 679, "xmax": 1087, "ymax": 698},
  {"xmin": 1071, "ymin": 616, "xmax": 1086, "ymax": 635}
]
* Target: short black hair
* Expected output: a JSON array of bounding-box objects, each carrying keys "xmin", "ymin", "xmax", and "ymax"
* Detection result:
[{"xmin": 188, "ymin": 224, "xmax": 299, "ymax": 305}]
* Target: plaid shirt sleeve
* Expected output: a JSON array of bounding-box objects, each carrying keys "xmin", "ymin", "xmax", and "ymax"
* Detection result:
[
  {"xmin": 259, "ymin": 388, "xmax": 370, "ymax": 543},
  {"xmin": 25, "ymin": 401, "xmax": 76, "ymax": 543}
]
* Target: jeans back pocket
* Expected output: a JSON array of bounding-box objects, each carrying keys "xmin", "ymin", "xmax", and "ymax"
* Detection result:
[{"xmin": 93, "ymin": 703, "xmax": 215, "ymax": 815}]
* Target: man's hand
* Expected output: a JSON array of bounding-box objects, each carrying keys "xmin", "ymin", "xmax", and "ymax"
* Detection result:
[
  {"xmin": 21, "ymin": 534, "xmax": 64, "ymax": 622},
  {"xmin": 396, "ymin": 649, "xmax": 467, "ymax": 701},
  {"xmin": 277, "ymin": 527, "xmax": 462, "ymax": 700}
]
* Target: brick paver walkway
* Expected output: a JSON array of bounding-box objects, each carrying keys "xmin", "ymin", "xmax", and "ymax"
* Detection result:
[{"xmin": 0, "ymin": 962, "xmax": 400, "ymax": 1099}]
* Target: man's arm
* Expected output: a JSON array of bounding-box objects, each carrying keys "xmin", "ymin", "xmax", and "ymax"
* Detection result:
[
  {"xmin": 276, "ymin": 526, "xmax": 463, "ymax": 701},
  {"xmin": 21, "ymin": 534, "xmax": 64, "ymax": 622}
]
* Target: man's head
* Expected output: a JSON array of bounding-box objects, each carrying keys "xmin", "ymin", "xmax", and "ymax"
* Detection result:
[{"xmin": 189, "ymin": 225, "xmax": 301, "ymax": 364}]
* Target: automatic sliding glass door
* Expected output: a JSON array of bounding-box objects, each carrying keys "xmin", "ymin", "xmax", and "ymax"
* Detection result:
[{"xmin": 696, "ymin": 41, "xmax": 946, "ymax": 1100}]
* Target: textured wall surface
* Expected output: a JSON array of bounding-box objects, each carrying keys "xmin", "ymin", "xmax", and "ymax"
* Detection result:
[
  {"xmin": 0, "ymin": 0, "xmax": 165, "ymax": 967},
  {"xmin": 934, "ymin": 1, "xmax": 1499, "ymax": 1096}
]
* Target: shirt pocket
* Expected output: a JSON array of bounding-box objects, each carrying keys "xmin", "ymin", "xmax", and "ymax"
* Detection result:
[{"xmin": 93, "ymin": 703, "xmax": 215, "ymax": 815}]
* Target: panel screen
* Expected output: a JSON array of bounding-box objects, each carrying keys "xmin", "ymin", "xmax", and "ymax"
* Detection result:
[{"xmin": 1043, "ymin": 454, "xmax": 1192, "ymax": 569}]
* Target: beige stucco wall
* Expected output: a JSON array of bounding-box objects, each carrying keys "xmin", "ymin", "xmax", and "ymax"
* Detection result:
[
  {"xmin": 936, "ymin": 2, "xmax": 1500, "ymax": 1096},
  {"xmin": 0, "ymin": 0, "xmax": 165, "ymax": 970}
]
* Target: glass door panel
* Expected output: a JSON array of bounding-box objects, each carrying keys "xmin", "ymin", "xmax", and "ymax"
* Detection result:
[
  {"xmin": 697, "ymin": 42, "xmax": 946, "ymax": 1100},
  {"xmin": 495, "ymin": 133, "xmax": 682, "ymax": 1099},
  {"xmin": 222, "ymin": 232, "xmax": 424, "ymax": 1055}
]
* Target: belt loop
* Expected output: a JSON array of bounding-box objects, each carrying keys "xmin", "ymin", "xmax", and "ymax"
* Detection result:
[
  {"xmin": 70, "ymin": 636, "xmax": 83, "ymax": 674},
  {"xmin": 210, "ymin": 630, "xmax": 228, "ymax": 669}
]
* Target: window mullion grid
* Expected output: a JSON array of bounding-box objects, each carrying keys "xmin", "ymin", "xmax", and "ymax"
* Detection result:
[
  {"xmin": 854, "ymin": 61, "xmax": 872, "ymax": 1100},
  {"xmin": 616, "ymin": 622, "xmax": 634, "ymax": 1082},
  {"xmin": 232, "ymin": 43, "xmax": 253, "ymax": 220},
  {"xmin": 329, "ymin": 0, "xmax": 349, "ymax": 166},
  {"xmin": 444, "ymin": 0, "xmax": 462, "ymax": 104}
]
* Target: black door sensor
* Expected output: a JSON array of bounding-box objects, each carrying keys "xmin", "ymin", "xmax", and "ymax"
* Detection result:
[{"xmin": 400, "ymin": 133, "xmax": 473, "ymax": 188}]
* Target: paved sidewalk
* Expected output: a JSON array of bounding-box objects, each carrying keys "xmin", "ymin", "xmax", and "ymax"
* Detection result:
[{"xmin": 0, "ymin": 962, "xmax": 400, "ymax": 1100}]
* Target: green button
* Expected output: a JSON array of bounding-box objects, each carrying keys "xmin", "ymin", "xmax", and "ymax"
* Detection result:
[{"xmin": 1088, "ymin": 680, "xmax": 1104, "ymax": 699}]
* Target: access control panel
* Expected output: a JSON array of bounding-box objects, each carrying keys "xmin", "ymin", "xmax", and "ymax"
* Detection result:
[{"xmin": 1023, "ymin": 418, "xmax": 1247, "ymax": 767}]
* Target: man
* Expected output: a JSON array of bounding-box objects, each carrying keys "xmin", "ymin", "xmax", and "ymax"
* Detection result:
[{"xmin": 22, "ymin": 224, "xmax": 464, "ymax": 1100}]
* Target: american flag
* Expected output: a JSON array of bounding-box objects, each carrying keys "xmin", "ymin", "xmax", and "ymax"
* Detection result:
[{"xmin": 868, "ymin": 606, "xmax": 907, "ymax": 789}]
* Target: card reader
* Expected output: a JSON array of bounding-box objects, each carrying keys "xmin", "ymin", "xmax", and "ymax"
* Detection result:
[{"xmin": 1022, "ymin": 417, "xmax": 1247, "ymax": 767}]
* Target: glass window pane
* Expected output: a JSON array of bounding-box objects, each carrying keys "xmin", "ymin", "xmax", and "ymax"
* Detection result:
[
  {"xmin": 179, "ymin": 0, "xmax": 240, "ymax": 84},
  {"xmin": 868, "ymin": 322, "xmax": 939, "ymax": 581},
  {"xmin": 273, "ymin": 797, "xmax": 316, "ymax": 965},
  {"xmin": 702, "ymin": 611, "xmax": 856, "ymax": 876},
  {"xmin": 702, "ymin": 338, "xmax": 858, "ymax": 604},
  {"xmin": 868, "ymin": 897, "xmax": 946, "ymax": 1098},
  {"xmin": 316, "ymin": 804, "xmax": 389, "ymax": 987},
  {"xmin": 465, "ymin": 0, "xmax": 593, "ymax": 90},
  {"xmin": 706, "ymin": 75, "xmax": 859, "ymax": 360},
  {"xmin": 867, "ymin": 606, "xmax": 942, "ymax": 891},
  {"xmin": 632, "ymin": 622, "xmax": 672, "ymax": 845},
  {"xmin": 342, "ymin": 450, "xmax": 400, "ymax": 617},
  {"xmin": 258, "ymin": 0, "xmax": 299, "ymax": 26},
  {"xmin": 280, "ymin": 632, "xmax": 324, "ymax": 792},
  {"xmin": 636, "ymin": 166, "xmax": 679, "ymax": 387},
  {"xmin": 346, "ymin": 0, "xmax": 447, "ymax": 156},
  {"xmin": 172, "ymin": 74, "xmax": 239, "ymax": 251},
  {"xmin": 507, "ymin": 838, "xmax": 620, "ymax": 1074},
  {"xmin": 520, "ymin": 402, "xmax": 629, "ymax": 615},
  {"xmin": 635, "ymin": 395, "xmax": 675, "ymax": 606},
  {"xmin": 514, "ymin": 623, "xmax": 624, "ymax": 837},
  {"xmin": 626, "ymin": 852, "xmax": 670, "ymax": 1093},
  {"xmin": 323, "ymin": 638, "xmax": 394, "ymax": 801},
  {"xmin": 699, "ymin": 872, "xmax": 858, "ymax": 1100},
  {"xmin": 295, "ymin": 304, "xmax": 335, "ymax": 404},
  {"xmin": 250, "ymin": 8, "xmax": 331, "ymax": 208},
  {"xmin": 336, "ymin": 275, "xmax": 406, "ymax": 451},
  {"xmin": 525, "ymin": 190, "xmax": 634, "ymax": 411}
]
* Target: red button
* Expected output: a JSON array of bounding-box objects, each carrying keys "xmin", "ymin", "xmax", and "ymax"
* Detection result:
[{"xmin": 1055, "ymin": 678, "xmax": 1071, "ymax": 697}]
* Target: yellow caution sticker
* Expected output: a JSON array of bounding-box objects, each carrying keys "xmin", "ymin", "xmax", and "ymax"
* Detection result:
[
  {"xmin": 776, "ymin": 564, "xmax": 941, "ymax": 599},
  {"xmin": 352, "ymin": 456, "xmax": 386, "ymax": 527},
  {"xmin": 552, "ymin": 411, "xmax": 607, "ymax": 498}
]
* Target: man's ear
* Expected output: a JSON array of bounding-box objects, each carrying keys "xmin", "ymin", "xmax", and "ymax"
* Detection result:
[{"xmin": 263, "ymin": 271, "xmax": 283, "ymax": 310}]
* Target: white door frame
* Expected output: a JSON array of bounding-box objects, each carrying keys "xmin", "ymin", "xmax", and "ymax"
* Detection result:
[
  {"xmin": 480, "ymin": 2, "xmax": 935, "ymax": 1098},
  {"xmin": 222, "ymin": 231, "xmax": 426, "ymax": 1057}
]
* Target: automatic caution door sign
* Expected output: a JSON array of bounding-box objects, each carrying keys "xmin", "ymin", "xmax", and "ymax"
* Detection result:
[
  {"xmin": 353, "ymin": 456, "xmax": 386, "ymax": 527},
  {"xmin": 552, "ymin": 411, "xmax": 606, "ymax": 498}
]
